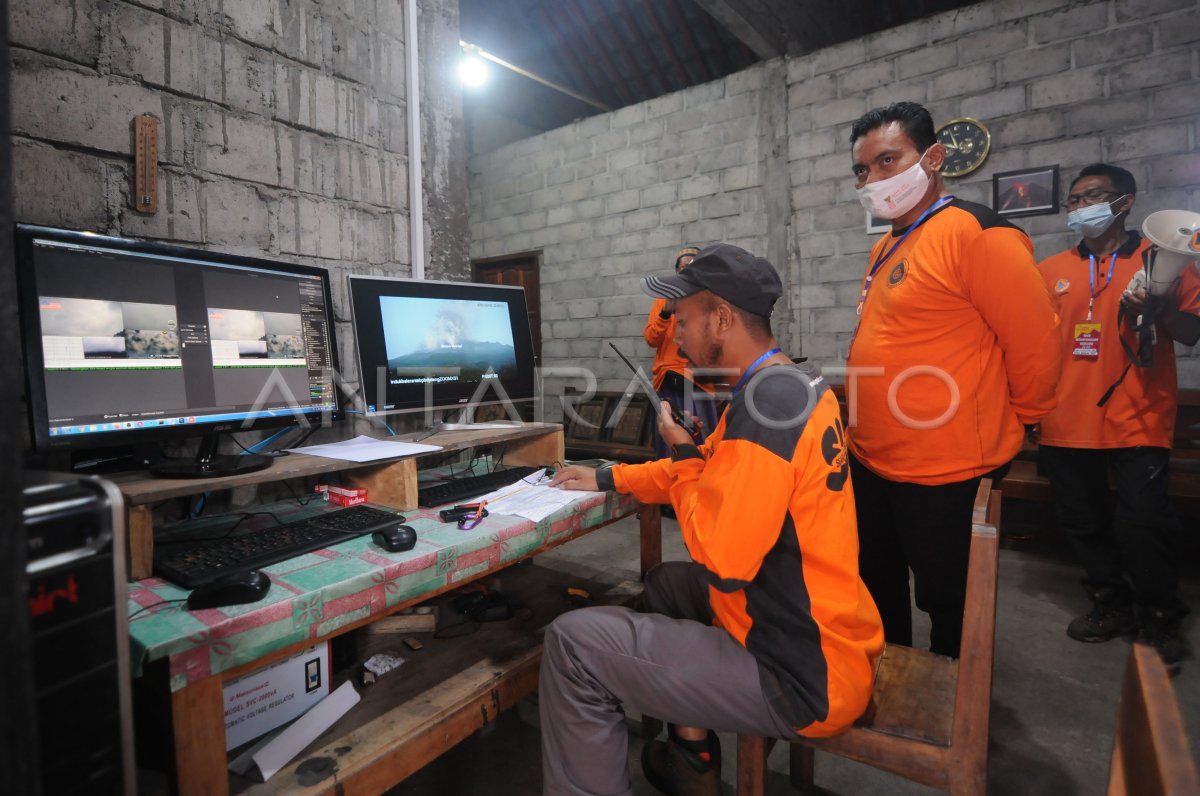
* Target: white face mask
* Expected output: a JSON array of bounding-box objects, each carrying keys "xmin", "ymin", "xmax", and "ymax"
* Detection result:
[
  {"xmin": 1067, "ymin": 196, "xmax": 1127, "ymax": 239},
  {"xmin": 856, "ymin": 148, "xmax": 933, "ymax": 220}
]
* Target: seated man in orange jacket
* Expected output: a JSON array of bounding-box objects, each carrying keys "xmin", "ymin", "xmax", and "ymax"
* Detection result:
[{"xmin": 544, "ymin": 244, "xmax": 883, "ymax": 795}]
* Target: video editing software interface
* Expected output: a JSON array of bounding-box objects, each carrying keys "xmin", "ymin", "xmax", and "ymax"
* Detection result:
[
  {"xmin": 26, "ymin": 234, "xmax": 337, "ymax": 444},
  {"xmin": 349, "ymin": 276, "xmax": 536, "ymax": 416}
]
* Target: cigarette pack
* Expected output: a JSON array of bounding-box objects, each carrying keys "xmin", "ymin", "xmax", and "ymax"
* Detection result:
[{"xmin": 314, "ymin": 484, "xmax": 368, "ymax": 506}]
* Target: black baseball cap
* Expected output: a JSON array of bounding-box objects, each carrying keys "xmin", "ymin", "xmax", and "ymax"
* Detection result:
[{"xmin": 641, "ymin": 243, "xmax": 782, "ymax": 317}]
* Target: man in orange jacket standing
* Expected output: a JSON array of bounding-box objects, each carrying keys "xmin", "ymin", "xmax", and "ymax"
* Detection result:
[
  {"xmin": 845, "ymin": 102, "xmax": 1060, "ymax": 658},
  {"xmin": 1037, "ymin": 163, "xmax": 1200, "ymax": 665}
]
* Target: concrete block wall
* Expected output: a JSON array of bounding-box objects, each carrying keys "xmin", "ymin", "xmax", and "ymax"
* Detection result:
[
  {"xmin": 788, "ymin": 0, "xmax": 1200, "ymax": 384},
  {"xmin": 469, "ymin": 0, "xmax": 1200, "ymax": 394},
  {"xmin": 469, "ymin": 62, "xmax": 793, "ymax": 408},
  {"xmin": 9, "ymin": 0, "xmax": 468, "ymax": 391}
]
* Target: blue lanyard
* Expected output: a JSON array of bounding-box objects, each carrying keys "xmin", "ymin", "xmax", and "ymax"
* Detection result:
[
  {"xmin": 732, "ymin": 347, "xmax": 782, "ymax": 397},
  {"xmin": 856, "ymin": 195, "xmax": 954, "ymax": 316},
  {"xmin": 1086, "ymin": 252, "xmax": 1118, "ymax": 322}
]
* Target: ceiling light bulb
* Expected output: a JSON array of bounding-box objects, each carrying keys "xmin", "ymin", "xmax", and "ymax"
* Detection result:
[{"xmin": 459, "ymin": 55, "xmax": 489, "ymax": 87}]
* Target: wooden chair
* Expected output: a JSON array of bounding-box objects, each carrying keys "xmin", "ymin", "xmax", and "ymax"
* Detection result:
[
  {"xmin": 736, "ymin": 480, "xmax": 1001, "ymax": 796},
  {"xmin": 1107, "ymin": 643, "xmax": 1200, "ymax": 796}
]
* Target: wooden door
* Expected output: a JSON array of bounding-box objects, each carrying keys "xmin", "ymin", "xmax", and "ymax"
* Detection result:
[{"xmin": 472, "ymin": 252, "xmax": 542, "ymax": 366}]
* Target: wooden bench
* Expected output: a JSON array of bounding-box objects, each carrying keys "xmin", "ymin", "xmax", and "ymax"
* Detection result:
[
  {"xmin": 997, "ymin": 388, "xmax": 1200, "ymax": 506},
  {"xmin": 735, "ymin": 481, "xmax": 1001, "ymax": 796},
  {"xmin": 1107, "ymin": 642, "xmax": 1200, "ymax": 796}
]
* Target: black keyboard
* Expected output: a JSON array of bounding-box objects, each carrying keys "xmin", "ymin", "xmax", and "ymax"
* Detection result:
[
  {"xmin": 417, "ymin": 466, "xmax": 540, "ymax": 507},
  {"xmin": 155, "ymin": 505, "xmax": 407, "ymax": 589}
]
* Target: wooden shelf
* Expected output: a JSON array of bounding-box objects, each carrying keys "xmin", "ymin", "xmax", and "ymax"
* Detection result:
[
  {"xmin": 229, "ymin": 560, "xmax": 637, "ymax": 794},
  {"xmin": 114, "ymin": 423, "xmax": 565, "ymax": 579}
]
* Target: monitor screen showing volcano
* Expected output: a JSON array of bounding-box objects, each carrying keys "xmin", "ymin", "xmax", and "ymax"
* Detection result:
[
  {"xmin": 380, "ymin": 296, "xmax": 518, "ymax": 383},
  {"xmin": 348, "ymin": 276, "xmax": 536, "ymax": 417}
]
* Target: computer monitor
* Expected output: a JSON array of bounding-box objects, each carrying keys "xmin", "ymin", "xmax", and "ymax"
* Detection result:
[
  {"xmin": 347, "ymin": 275, "xmax": 537, "ymax": 421},
  {"xmin": 16, "ymin": 224, "xmax": 339, "ymax": 477}
]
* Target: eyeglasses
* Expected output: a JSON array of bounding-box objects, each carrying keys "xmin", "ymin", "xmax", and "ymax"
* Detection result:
[{"xmin": 1062, "ymin": 188, "xmax": 1118, "ymax": 209}]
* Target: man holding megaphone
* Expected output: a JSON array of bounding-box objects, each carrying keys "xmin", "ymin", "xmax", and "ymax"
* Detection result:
[{"xmin": 1036, "ymin": 163, "xmax": 1200, "ymax": 666}]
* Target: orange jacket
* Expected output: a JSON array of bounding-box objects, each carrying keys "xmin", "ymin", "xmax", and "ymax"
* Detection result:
[
  {"xmin": 846, "ymin": 199, "xmax": 1061, "ymax": 484},
  {"xmin": 610, "ymin": 362, "xmax": 883, "ymax": 737},
  {"xmin": 1037, "ymin": 233, "xmax": 1200, "ymax": 449}
]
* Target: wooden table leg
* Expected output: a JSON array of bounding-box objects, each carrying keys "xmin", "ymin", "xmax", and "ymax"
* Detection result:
[
  {"xmin": 171, "ymin": 677, "xmax": 229, "ymax": 796},
  {"xmin": 639, "ymin": 504, "xmax": 662, "ymax": 579},
  {"xmin": 127, "ymin": 505, "xmax": 154, "ymax": 580}
]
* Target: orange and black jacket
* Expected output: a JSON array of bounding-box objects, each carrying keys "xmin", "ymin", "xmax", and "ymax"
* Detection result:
[{"xmin": 599, "ymin": 361, "xmax": 883, "ymax": 736}]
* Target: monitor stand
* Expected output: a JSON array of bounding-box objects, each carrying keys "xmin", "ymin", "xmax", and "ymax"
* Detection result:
[
  {"xmin": 411, "ymin": 408, "xmax": 524, "ymax": 441},
  {"xmin": 149, "ymin": 431, "xmax": 273, "ymax": 479}
]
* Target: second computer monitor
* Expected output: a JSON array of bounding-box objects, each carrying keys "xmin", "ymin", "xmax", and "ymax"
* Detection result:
[{"xmin": 347, "ymin": 275, "xmax": 537, "ymax": 418}]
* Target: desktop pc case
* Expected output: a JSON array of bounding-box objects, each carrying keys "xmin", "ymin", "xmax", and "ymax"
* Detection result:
[{"xmin": 24, "ymin": 470, "xmax": 135, "ymax": 796}]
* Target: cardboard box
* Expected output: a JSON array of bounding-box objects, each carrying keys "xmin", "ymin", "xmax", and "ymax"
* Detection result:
[{"xmin": 222, "ymin": 641, "xmax": 330, "ymax": 751}]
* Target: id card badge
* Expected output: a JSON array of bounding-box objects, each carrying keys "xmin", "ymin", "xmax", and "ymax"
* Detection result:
[{"xmin": 1072, "ymin": 322, "xmax": 1101, "ymax": 358}]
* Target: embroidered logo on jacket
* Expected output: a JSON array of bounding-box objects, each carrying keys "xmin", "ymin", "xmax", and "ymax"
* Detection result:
[
  {"xmin": 887, "ymin": 260, "xmax": 907, "ymax": 288},
  {"xmin": 1055, "ymin": 278, "xmax": 1070, "ymax": 294},
  {"xmin": 822, "ymin": 418, "xmax": 849, "ymax": 491}
]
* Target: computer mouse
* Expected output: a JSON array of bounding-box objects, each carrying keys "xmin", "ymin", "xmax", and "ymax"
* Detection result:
[
  {"xmin": 373, "ymin": 524, "xmax": 417, "ymax": 553},
  {"xmin": 187, "ymin": 569, "xmax": 271, "ymax": 610}
]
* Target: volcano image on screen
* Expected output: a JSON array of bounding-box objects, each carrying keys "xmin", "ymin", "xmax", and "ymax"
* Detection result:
[
  {"xmin": 39, "ymin": 297, "xmax": 179, "ymax": 359},
  {"xmin": 380, "ymin": 296, "xmax": 518, "ymax": 382}
]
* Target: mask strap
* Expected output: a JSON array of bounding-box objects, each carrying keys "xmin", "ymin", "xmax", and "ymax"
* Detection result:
[{"xmin": 1109, "ymin": 193, "xmax": 1131, "ymax": 217}]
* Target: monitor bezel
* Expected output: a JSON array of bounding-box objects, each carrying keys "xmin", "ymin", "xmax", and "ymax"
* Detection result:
[
  {"xmin": 16, "ymin": 223, "xmax": 341, "ymax": 454},
  {"xmin": 346, "ymin": 273, "xmax": 538, "ymax": 418}
]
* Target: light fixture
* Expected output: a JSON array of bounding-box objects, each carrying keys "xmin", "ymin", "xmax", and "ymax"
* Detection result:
[
  {"xmin": 458, "ymin": 40, "xmax": 611, "ymax": 112},
  {"xmin": 458, "ymin": 46, "xmax": 490, "ymax": 88}
]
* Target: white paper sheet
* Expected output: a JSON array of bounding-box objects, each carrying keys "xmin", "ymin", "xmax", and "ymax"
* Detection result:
[
  {"xmin": 251, "ymin": 680, "xmax": 361, "ymax": 781},
  {"xmin": 473, "ymin": 468, "xmax": 602, "ymax": 522},
  {"xmin": 287, "ymin": 434, "xmax": 442, "ymax": 462}
]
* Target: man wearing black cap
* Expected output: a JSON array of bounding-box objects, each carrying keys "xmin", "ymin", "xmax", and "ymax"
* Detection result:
[{"xmin": 543, "ymin": 244, "xmax": 883, "ymax": 796}]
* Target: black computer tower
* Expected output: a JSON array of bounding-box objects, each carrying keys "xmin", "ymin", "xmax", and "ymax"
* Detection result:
[{"xmin": 24, "ymin": 471, "xmax": 135, "ymax": 796}]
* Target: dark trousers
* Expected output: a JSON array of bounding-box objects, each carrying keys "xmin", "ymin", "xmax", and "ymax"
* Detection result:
[
  {"xmin": 1038, "ymin": 445, "xmax": 1181, "ymax": 612},
  {"xmin": 850, "ymin": 454, "xmax": 985, "ymax": 658}
]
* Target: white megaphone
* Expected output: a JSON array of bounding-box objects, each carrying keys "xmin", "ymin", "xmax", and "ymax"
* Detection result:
[{"xmin": 1141, "ymin": 209, "xmax": 1200, "ymax": 296}]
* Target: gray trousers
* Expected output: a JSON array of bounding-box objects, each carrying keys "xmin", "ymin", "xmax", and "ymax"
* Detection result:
[{"xmin": 539, "ymin": 562, "xmax": 794, "ymax": 796}]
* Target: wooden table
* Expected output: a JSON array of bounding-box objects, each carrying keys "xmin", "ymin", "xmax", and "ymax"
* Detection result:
[
  {"xmin": 111, "ymin": 423, "xmax": 569, "ymax": 580},
  {"xmin": 126, "ymin": 429, "xmax": 661, "ymax": 795}
]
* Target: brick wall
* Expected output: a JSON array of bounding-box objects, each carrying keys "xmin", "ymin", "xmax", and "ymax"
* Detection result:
[
  {"xmin": 469, "ymin": 62, "xmax": 792, "ymax": 409},
  {"xmin": 789, "ymin": 0, "xmax": 1200, "ymax": 386},
  {"xmin": 469, "ymin": 0, "xmax": 1200, "ymax": 395},
  {"xmin": 9, "ymin": 0, "xmax": 468, "ymax": 389}
]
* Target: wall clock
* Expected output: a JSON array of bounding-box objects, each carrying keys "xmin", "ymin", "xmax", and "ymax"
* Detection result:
[{"xmin": 936, "ymin": 118, "xmax": 990, "ymax": 178}]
